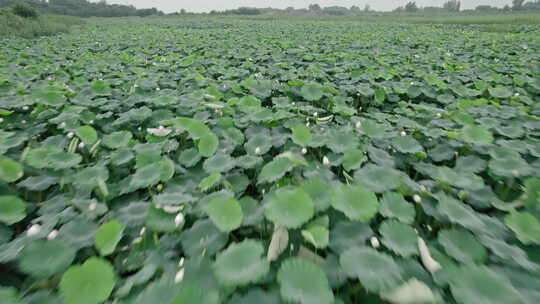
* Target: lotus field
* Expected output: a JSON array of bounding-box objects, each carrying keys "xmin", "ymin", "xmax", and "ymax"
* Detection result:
[{"xmin": 1, "ymin": 18, "xmax": 540, "ymax": 304}]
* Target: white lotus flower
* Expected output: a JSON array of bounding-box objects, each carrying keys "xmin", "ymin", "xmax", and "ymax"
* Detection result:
[
  {"xmin": 413, "ymin": 194, "xmax": 422, "ymax": 203},
  {"xmin": 306, "ymin": 122, "xmax": 310, "ymax": 127},
  {"xmin": 417, "ymin": 237, "xmax": 441, "ymax": 273},
  {"xmin": 179, "ymin": 257, "xmax": 185, "ymax": 266},
  {"xmin": 89, "ymin": 120, "xmax": 94, "ymax": 124},
  {"xmin": 78, "ymin": 142, "xmax": 85, "ymax": 149},
  {"xmin": 323, "ymin": 156, "xmax": 330, "ymax": 166},
  {"xmin": 174, "ymin": 268, "xmax": 185, "ymax": 283},
  {"xmin": 88, "ymin": 202, "xmax": 97, "ymax": 211},
  {"xmin": 355, "ymin": 121, "xmax": 361, "ymax": 128},
  {"xmin": 67, "ymin": 132, "xmax": 74, "ymax": 138},
  {"xmin": 400, "ymin": 131, "xmax": 407, "ymax": 136},
  {"xmin": 174, "ymin": 213, "xmax": 185, "ymax": 227},
  {"xmin": 59, "ymin": 122, "xmax": 66, "ymax": 128},
  {"xmin": 0, "ymin": 118, "xmax": 3, "ymax": 123},
  {"xmin": 301, "ymin": 148, "xmax": 307, "ymax": 154},
  {"xmin": 47, "ymin": 229, "xmax": 59, "ymax": 240},
  {"xmin": 514, "ymin": 93, "xmax": 520, "ymax": 97},
  {"xmin": 156, "ymin": 87, "xmax": 160, "ymax": 91},
  {"xmin": 27, "ymin": 224, "xmax": 41, "ymax": 237},
  {"xmin": 313, "ymin": 112, "xmax": 318, "ymax": 117},
  {"xmin": 435, "ymin": 113, "xmax": 442, "ymax": 118},
  {"xmin": 206, "ymin": 103, "xmax": 224, "ymax": 110},
  {"xmin": 147, "ymin": 126, "xmax": 171, "ymax": 137},
  {"xmin": 23, "ymin": 106, "xmax": 29, "ymax": 110},
  {"xmin": 22, "ymin": 120, "xmax": 26, "ymax": 124},
  {"xmin": 370, "ymin": 236, "xmax": 380, "ymax": 249},
  {"xmin": 255, "ymin": 147, "xmax": 261, "ymax": 154}
]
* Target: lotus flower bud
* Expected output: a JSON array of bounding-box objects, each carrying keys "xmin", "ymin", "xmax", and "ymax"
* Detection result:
[
  {"xmin": 174, "ymin": 268, "xmax": 185, "ymax": 283},
  {"xmin": 47, "ymin": 229, "xmax": 59, "ymax": 240},
  {"xmin": 27, "ymin": 224, "xmax": 41, "ymax": 237},
  {"xmin": 370, "ymin": 236, "xmax": 380, "ymax": 249},
  {"xmin": 413, "ymin": 194, "xmax": 422, "ymax": 203},
  {"xmin": 323, "ymin": 156, "xmax": 330, "ymax": 166}
]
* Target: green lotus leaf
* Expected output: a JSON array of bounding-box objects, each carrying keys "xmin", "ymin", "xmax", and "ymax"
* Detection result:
[
  {"xmin": 392, "ymin": 136, "xmax": 423, "ymax": 154},
  {"xmin": 110, "ymin": 148, "xmax": 134, "ymax": 166},
  {"xmin": 302, "ymin": 225, "xmax": 329, "ymax": 249},
  {"xmin": 17, "ymin": 175, "xmax": 58, "ymax": 191},
  {"xmin": 198, "ymin": 133, "xmax": 219, "ymax": 157},
  {"xmin": 361, "ymin": 120, "xmax": 387, "ymax": 139},
  {"xmin": 59, "ymin": 257, "xmax": 116, "ymax": 304},
  {"xmin": 47, "ymin": 152, "xmax": 82, "ymax": 169},
  {"xmin": 379, "ymin": 192, "xmax": 416, "ymax": 224},
  {"xmin": 25, "ymin": 146, "xmax": 61, "ymax": 169},
  {"xmin": 58, "ymin": 220, "xmax": 98, "ymax": 249},
  {"xmin": 340, "ymin": 246, "xmax": 403, "ymax": 292},
  {"xmin": 90, "ymin": 79, "xmax": 111, "ymax": 95},
  {"xmin": 19, "ymin": 239, "xmax": 76, "ymax": 278},
  {"xmin": 379, "ymin": 220, "xmax": 418, "ymax": 257},
  {"xmin": 438, "ymin": 228, "xmax": 487, "ymax": 264},
  {"xmin": 326, "ymin": 131, "xmax": 359, "ymax": 153},
  {"xmin": 354, "ymin": 164, "xmax": 402, "ymax": 193},
  {"xmin": 229, "ymin": 288, "xmax": 281, "ymax": 304},
  {"xmin": 95, "ymin": 220, "xmax": 124, "ymax": 256},
  {"xmin": 244, "ymin": 134, "xmax": 272, "ymax": 155},
  {"xmin": 342, "ymin": 149, "xmax": 367, "ymax": 171},
  {"xmin": 436, "ymin": 193, "xmax": 485, "ymax": 232},
  {"xmin": 145, "ymin": 204, "xmax": 180, "ymax": 232},
  {"xmin": 488, "ymin": 87, "xmax": 513, "ymax": 99},
  {"xmin": 170, "ymin": 284, "xmax": 208, "ymax": 304},
  {"xmin": 330, "ymin": 184, "xmax": 378, "ymax": 222},
  {"xmin": 180, "ymin": 219, "xmax": 228, "ymax": 257},
  {"xmin": 433, "ymin": 166, "xmax": 485, "ymax": 191},
  {"xmin": 265, "ymin": 186, "xmax": 314, "ymax": 229},
  {"xmin": 0, "ymin": 286, "xmax": 21, "ymax": 304},
  {"xmin": 523, "ymin": 178, "xmax": 540, "ymax": 210},
  {"xmin": 178, "ymin": 148, "xmax": 201, "ymax": 167},
  {"xmin": 203, "ymin": 154, "xmax": 235, "ymax": 173},
  {"xmin": 300, "ymin": 83, "xmax": 324, "ymax": 101},
  {"xmin": 504, "ymin": 212, "xmax": 540, "ymax": 245},
  {"xmin": 291, "ymin": 124, "xmax": 312, "ymax": 147},
  {"xmin": 258, "ymin": 157, "xmax": 294, "ymax": 184},
  {"xmin": 459, "ymin": 124, "xmax": 493, "ymax": 146},
  {"xmin": 0, "ymin": 196, "xmax": 26, "ymax": 225},
  {"xmin": 167, "ymin": 117, "xmax": 218, "ymax": 156},
  {"xmin": 301, "ymin": 177, "xmax": 332, "ymax": 211},
  {"xmin": 277, "ymin": 258, "xmax": 334, "ymax": 304},
  {"xmin": 129, "ymin": 162, "xmax": 163, "ymax": 190},
  {"xmin": 206, "ymin": 197, "xmax": 243, "ymax": 232},
  {"xmin": 32, "ymin": 87, "xmax": 66, "ymax": 106},
  {"xmin": 76, "ymin": 125, "xmax": 98, "ymax": 145},
  {"xmin": 213, "ymin": 240, "xmax": 269, "ymax": 286},
  {"xmin": 449, "ymin": 266, "xmax": 523, "ymax": 304},
  {"xmin": 72, "ymin": 166, "xmax": 109, "ymax": 191},
  {"xmin": 199, "ymin": 172, "xmax": 222, "ymax": 192},
  {"xmin": 103, "ymin": 131, "xmax": 132, "ymax": 149},
  {"xmin": 329, "ymin": 221, "xmax": 373, "ymax": 254},
  {"xmin": 488, "ymin": 156, "xmax": 531, "ymax": 177},
  {"xmin": 0, "ymin": 158, "xmax": 23, "ymax": 182}
]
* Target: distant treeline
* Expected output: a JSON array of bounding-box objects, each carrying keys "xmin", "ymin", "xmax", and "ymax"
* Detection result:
[
  {"xmin": 175, "ymin": 1, "xmax": 540, "ymax": 16},
  {"xmin": 0, "ymin": 0, "xmax": 164, "ymax": 17}
]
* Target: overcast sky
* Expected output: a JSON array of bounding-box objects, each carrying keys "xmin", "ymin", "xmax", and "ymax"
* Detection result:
[{"xmin": 104, "ymin": 1, "xmax": 513, "ymax": 13}]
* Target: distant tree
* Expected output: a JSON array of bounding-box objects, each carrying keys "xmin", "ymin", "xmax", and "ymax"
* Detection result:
[
  {"xmin": 11, "ymin": 2, "xmax": 39, "ymax": 18},
  {"xmin": 180, "ymin": 8, "xmax": 186, "ymax": 14},
  {"xmin": 405, "ymin": 1, "xmax": 418, "ymax": 12},
  {"xmin": 513, "ymin": 0, "xmax": 525, "ymax": 10},
  {"xmin": 308, "ymin": 4, "xmax": 321, "ymax": 11},
  {"xmin": 350, "ymin": 5, "xmax": 360, "ymax": 12},
  {"xmin": 475, "ymin": 5, "xmax": 499, "ymax": 12},
  {"xmin": 364, "ymin": 4, "xmax": 371, "ymax": 12},
  {"xmin": 443, "ymin": 0, "xmax": 460, "ymax": 12},
  {"xmin": 323, "ymin": 6, "xmax": 348, "ymax": 15},
  {"xmin": 503, "ymin": 4, "xmax": 511, "ymax": 11}
]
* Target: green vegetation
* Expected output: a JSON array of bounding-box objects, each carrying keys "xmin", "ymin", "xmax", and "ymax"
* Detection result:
[
  {"xmin": 0, "ymin": 8, "xmax": 83, "ymax": 38},
  {"xmin": 0, "ymin": 15, "xmax": 540, "ymax": 304}
]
